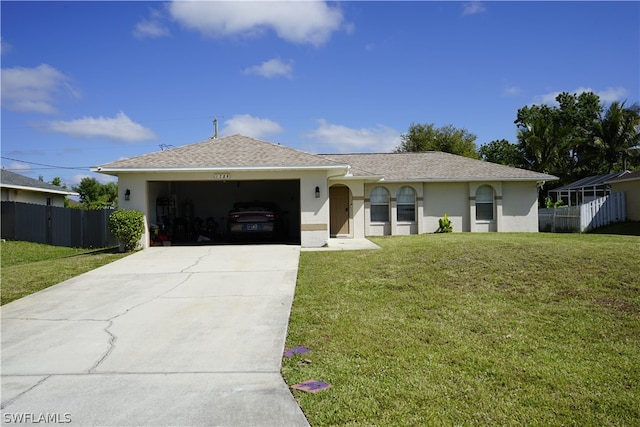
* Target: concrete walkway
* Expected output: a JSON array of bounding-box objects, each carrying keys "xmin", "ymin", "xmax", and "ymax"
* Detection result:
[
  {"xmin": 1, "ymin": 245, "xmax": 309, "ymax": 426},
  {"xmin": 301, "ymin": 238, "xmax": 381, "ymax": 252}
]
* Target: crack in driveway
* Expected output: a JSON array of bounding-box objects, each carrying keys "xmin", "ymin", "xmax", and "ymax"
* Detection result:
[
  {"xmin": 0, "ymin": 246, "xmax": 308, "ymax": 426},
  {"xmin": 86, "ymin": 272, "xmax": 195, "ymax": 372},
  {"xmin": 1, "ymin": 375, "xmax": 51, "ymax": 409}
]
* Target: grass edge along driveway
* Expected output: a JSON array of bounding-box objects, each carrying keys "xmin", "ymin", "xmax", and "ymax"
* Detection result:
[
  {"xmin": 283, "ymin": 233, "xmax": 639, "ymax": 426},
  {"xmin": 1, "ymin": 241, "xmax": 129, "ymax": 305}
]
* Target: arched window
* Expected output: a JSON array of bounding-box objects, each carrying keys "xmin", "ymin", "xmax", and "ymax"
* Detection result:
[
  {"xmin": 370, "ymin": 187, "xmax": 390, "ymax": 222},
  {"xmin": 476, "ymin": 185, "xmax": 494, "ymax": 220},
  {"xmin": 397, "ymin": 186, "xmax": 416, "ymax": 222}
]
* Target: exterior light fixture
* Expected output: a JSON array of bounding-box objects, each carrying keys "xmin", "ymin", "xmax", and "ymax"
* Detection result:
[
  {"xmin": 124, "ymin": 189, "xmax": 131, "ymax": 201},
  {"xmin": 315, "ymin": 186, "xmax": 320, "ymax": 198}
]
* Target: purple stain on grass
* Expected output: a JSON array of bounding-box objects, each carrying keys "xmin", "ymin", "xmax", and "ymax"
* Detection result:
[
  {"xmin": 284, "ymin": 346, "xmax": 311, "ymax": 358},
  {"xmin": 291, "ymin": 380, "xmax": 332, "ymax": 393}
]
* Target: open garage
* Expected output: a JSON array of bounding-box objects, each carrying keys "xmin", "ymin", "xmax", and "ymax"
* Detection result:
[{"xmin": 147, "ymin": 179, "xmax": 301, "ymax": 245}]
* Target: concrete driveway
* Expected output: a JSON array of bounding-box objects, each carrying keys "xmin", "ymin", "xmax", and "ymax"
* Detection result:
[{"xmin": 1, "ymin": 245, "xmax": 309, "ymax": 426}]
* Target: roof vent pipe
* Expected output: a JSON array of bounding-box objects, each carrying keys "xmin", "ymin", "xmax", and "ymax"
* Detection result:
[{"xmin": 210, "ymin": 117, "xmax": 218, "ymax": 140}]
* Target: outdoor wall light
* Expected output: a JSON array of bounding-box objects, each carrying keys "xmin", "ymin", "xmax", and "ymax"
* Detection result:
[
  {"xmin": 124, "ymin": 189, "xmax": 131, "ymax": 201},
  {"xmin": 315, "ymin": 186, "xmax": 320, "ymax": 198}
]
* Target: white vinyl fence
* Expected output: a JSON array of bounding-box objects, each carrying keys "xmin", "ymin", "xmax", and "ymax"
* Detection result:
[
  {"xmin": 539, "ymin": 206, "xmax": 581, "ymax": 232},
  {"xmin": 580, "ymin": 192, "xmax": 626, "ymax": 231},
  {"xmin": 539, "ymin": 192, "xmax": 626, "ymax": 233}
]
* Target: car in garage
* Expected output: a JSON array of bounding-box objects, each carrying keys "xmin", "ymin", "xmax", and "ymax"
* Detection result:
[{"xmin": 227, "ymin": 201, "xmax": 285, "ymax": 241}]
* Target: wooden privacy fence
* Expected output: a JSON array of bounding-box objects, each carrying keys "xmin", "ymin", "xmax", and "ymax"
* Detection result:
[
  {"xmin": 539, "ymin": 192, "xmax": 626, "ymax": 233},
  {"xmin": 1, "ymin": 201, "xmax": 117, "ymax": 248}
]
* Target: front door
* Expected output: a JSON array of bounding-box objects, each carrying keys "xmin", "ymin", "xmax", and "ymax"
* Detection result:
[{"xmin": 330, "ymin": 186, "xmax": 350, "ymax": 236}]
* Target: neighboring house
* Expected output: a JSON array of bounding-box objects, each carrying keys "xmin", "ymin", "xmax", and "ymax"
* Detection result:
[
  {"xmin": 1, "ymin": 169, "xmax": 78, "ymax": 207},
  {"xmin": 604, "ymin": 170, "xmax": 640, "ymax": 221},
  {"xmin": 548, "ymin": 172, "xmax": 627, "ymax": 207},
  {"xmin": 93, "ymin": 134, "xmax": 557, "ymax": 248}
]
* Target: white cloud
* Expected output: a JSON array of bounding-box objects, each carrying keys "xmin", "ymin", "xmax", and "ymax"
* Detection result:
[
  {"xmin": 304, "ymin": 119, "xmax": 401, "ymax": 153},
  {"xmin": 243, "ymin": 58, "xmax": 293, "ymax": 78},
  {"xmin": 536, "ymin": 86, "xmax": 628, "ymax": 105},
  {"xmin": 168, "ymin": 1, "xmax": 346, "ymax": 46},
  {"xmin": 45, "ymin": 112, "xmax": 156, "ymax": 142},
  {"xmin": 6, "ymin": 161, "xmax": 31, "ymax": 173},
  {"xmin": 502, "ymin": 85, "xmax": 521, "ymax": 97},
  {"xmin": 133, "ymin": 9, "xmax": 170, "ymax": 39},
  {"xmin": 1, "ymin": 64, "xmax": 79, "ymax": 114},
  {"xmin": 462, "ymin": 2, "xmax": 486, "ymax": 16},
  {"xmin": 221, "ymin": 114, "xmax": 284, "ymax": 138},
  {"xmin": 0, "ymin": 37, "xmax": 12, "ymax": 55},
  {"xmin": 593, "ymin": 87, "xmax": 629, "ymax": 103}
]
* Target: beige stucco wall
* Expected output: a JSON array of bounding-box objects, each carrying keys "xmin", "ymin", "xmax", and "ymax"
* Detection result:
[
  {"xmin": 114, "ymin": 170, "xmax": 545, "ymax": 248},
  {"xmin": 423, "ymin": 182, "xmax": 470, "ymax": 232},
  {"xmin": 500, "ymin": 181, "xmax": 540, "ymax": 231},
  {"xmin": 356, "ymin": 180, "xmax": 541, "ymax": 235},
  {"xmin": 115, "ymin": 169, "xmax": 333, "ymax": 248},
  {"xmin": 610, "ymin": 180, "xmax": 640, "ymax": 221},
  {"xmin": 1, "ymin": 188, "xmax": 66, "ymax": 207}
]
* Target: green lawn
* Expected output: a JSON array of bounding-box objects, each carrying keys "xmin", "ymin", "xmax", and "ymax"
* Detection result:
[
  {"xmin": 283, "ymin": 233, "xmax": 640, "ymax": 426},
  {"xmin": 1, "ymin": 241, "xmax": 129, "ymax": 305},
  {"xmin": 589, "ymin": 221, "xmax": 640, "ymax": 236}
]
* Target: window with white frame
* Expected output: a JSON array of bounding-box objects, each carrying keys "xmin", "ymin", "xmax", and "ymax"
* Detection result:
[
  {"xmin": 475, "ymin": 185, "xmax": 494, "ymax": 221},
  {"xmin": 370, "ymin": 187, "xmax": 390, "ymax": 222},
  {"xmin": 397, "ymin": 186, "xmax": 416, "ymax": 222}
]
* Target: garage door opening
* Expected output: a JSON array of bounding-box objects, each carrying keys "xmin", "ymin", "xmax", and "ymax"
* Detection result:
[{"xmin": 147, "ymin": 180, "xmax": 301, "ymax": 245}]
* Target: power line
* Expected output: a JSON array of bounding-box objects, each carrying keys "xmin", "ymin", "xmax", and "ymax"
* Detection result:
[{"xmin": 1, "ymin": 156, "xmax": 91, "ymax": 171}]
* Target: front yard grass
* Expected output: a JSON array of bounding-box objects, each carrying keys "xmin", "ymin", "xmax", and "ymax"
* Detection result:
[
  {"xmin": 1, "ymin": 241, "xmax": 129, "ymax": 305},
  {"xmin": 283, "ymin": 233, "xmax": 639, "ymax": 426}
]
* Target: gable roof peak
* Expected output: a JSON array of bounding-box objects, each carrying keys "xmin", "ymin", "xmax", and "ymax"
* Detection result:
[{"xmin": 96, "ymin": 134, "xmax": 349, "ymax": 172}]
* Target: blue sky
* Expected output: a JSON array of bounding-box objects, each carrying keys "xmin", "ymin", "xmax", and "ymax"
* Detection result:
[{"xmin": 2, "ymin": 1, "xmax": 638, "ymax": 187}]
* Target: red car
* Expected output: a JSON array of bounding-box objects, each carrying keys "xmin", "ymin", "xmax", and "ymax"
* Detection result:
[{"xmin": 227, "ymin": 202, "xmax": 283, "ymax": 241}]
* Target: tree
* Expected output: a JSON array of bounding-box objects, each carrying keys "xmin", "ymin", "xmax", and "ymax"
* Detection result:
[
  {"xmin": 50, "ymin": 177, "xmax": 67, "ymax": 189},
  {"xmin": 555, "ymin": 91, "xmax": 602, "ymax": 177},
  {"xmin": 515, "ymin": 91, "xmax": 603, "ymax": 182},
  {"xmin": 515, "ymin": 104, "xmax": 570, "ymax": 176},
  {"xmin": 478, "ymin": 139, "xmax": 524, "ymax": 167},
  {"xmin": 591, "ymin": 101, "xmax": 640, "ymax": 173},
  {"xmin": 394, "ymin": 123, "xmax": 479, "ymax": 159},
  {"xmin": 72, "ymin": 177, "xmax": 118, "ymax": 209}
]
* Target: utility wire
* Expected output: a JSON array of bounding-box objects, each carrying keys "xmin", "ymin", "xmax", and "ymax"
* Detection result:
[{"xmin": 1, "ymin": 156, "xmax": 91, "ymax": 171}]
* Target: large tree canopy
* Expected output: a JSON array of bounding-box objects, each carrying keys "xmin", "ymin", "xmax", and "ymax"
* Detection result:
[
  {"xmin": 72, "ymin": 177, "xmax": 118, "ymax": 209},
  {"xmin": 592, "ymin": 101, "xmax": 640, "ymax": 173},
  {"xmin": 511, "ymin": 91, "xmax": 640, "ymax": 185},
  {"xmin": 478, "ymin": 139, "xmax": 524, "ymax": 168},
  {"xmin": 394, "ymin": 123, "xmax": 479, "ymax": 159}
]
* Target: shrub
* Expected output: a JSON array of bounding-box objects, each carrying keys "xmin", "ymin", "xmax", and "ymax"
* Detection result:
[
  {"xmin": 544, "ymin": 196, "xmax": 564, "ymax": 208},
  {"xmin": 108, "ymin": 210, "xmax": 144, "ymax": 252},
  {"xmin": 437, "ymin": 213, "xmax": 453, "ymax": 233}
]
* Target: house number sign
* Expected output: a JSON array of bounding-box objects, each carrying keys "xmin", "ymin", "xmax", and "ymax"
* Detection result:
[{"xmin": 213, "ymin": 173, "xmax": 230, "ymax": 179}]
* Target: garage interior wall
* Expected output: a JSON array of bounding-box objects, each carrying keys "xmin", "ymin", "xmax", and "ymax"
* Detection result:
[{"xmin": 147, "ymin": 180, "xmax": 301, "ymax": 243}]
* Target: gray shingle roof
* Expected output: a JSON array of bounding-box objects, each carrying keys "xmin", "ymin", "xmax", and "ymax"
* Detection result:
[
  {"xmin": 322, "ymin": 152, "xmax": 558, "ymax": 182},
  {"xmin": 549, "ymin": 172, "xmax": 626, "ymax": 192},
  {"xmin": 97, "ymin": 135, "xmax": 349, "ymax": 171},
  {"xmin": 604, "ymin": 170, "xmax": 640, "ymax": 183},
  {"xmin": 95, "ymin": 134, "xmax": 557, "ymax": 182},
  {"xmin": 1, "ymin": 169, "xmax": 77, "ymax": 195}
]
